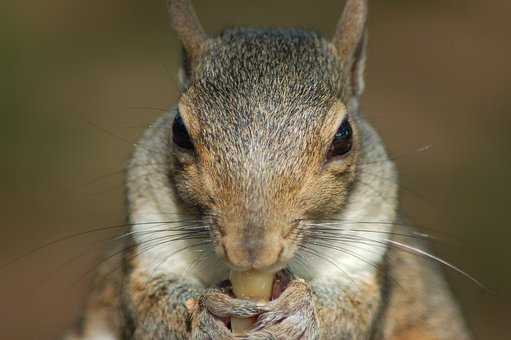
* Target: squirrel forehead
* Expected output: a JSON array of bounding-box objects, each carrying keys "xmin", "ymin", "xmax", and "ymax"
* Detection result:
[
  {"xmin": 181, "ymin": 28, "xmax": 346, "ymax": 143},
  {"xmin": 187, "ymin": 28, "xmax": 344, "ymax": 112}
]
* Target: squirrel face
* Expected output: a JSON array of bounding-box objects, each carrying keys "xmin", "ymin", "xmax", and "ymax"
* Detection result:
[{"xmin": 170, "ymin": 29, "xmax": 361, "ymax": 272}]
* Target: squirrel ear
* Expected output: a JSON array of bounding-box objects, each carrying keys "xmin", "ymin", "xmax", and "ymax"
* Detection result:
[
  {"xmin": 168, "ymin": 0, "xmax": 208, "ymax": 76},
  {"xmin": 178, "ymin": 47, "xmax": 193, "ymax": 91},
  {"xmin": 333, "ymin": 0, "xmax": 368, "ymax": 97}
]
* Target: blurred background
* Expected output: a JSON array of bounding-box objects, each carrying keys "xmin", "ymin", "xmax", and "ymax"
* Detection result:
[{"xmin": 1, "ymin": 0, "xmax": 510, "ymax": 338}]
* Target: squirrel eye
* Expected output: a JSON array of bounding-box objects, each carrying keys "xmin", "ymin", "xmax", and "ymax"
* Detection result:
[
  {"xmin": 327, "ymin": 118, "xmax": 353, "ymax": 159},
  {"xmin": 172, "ymin": 112, "xmax": 194, "ymax": 150}
]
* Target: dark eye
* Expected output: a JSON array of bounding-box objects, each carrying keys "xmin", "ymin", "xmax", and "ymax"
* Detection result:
[
  {"xmin": 172, "ymin": 112, "xmax": 194, "ymax": 150},
  {"xmin": 327, "ymin": 118, "xmax": 353, "ymax": 159}
]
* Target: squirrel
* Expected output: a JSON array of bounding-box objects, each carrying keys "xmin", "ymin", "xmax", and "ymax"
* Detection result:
[{"xmin": 65, "ymin": 0, "xmax": 471, "ymax": 339}]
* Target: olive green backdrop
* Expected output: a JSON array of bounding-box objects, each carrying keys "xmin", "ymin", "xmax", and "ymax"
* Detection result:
[{"xmin": 1, "ymin": 0, "xmax": 510, "ymax": 339}]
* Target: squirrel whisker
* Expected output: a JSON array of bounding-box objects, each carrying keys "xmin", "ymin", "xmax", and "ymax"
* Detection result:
[{"xmin": 304, "ymin": 232, "xmax": 484, "ymax": 289}]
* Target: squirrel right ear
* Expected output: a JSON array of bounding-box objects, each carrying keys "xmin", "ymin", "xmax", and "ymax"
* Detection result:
[
  {"xmin": 333, "ymin": 0, "xmax": 368, "ymax": 97},
  {"xmin": 168, "ymin": 0, "xmax": 208, "ymax": 89}
]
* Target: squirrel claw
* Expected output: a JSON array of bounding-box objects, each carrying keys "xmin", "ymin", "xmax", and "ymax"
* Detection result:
[
  {"xmin": 190, "ymin": 291, "xmax": 262, "ymax": 340},
  {"xmin": 190, "ymin": 291, "xmax": 234, "ymax": 340},
  {"xmin": 191, "ymin": 306, "xmax": 234, "ymax": 340},
  {"xmin": 247, "ymin": 280, "xmax": 320, "ymax": 340},
  {"xmin": 202, "ymin": 290, "xmax": 263, "ymax": 318}
]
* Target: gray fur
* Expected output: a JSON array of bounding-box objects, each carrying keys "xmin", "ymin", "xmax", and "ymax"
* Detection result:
[{"xmin": 66, "ymin": 1, "xmax": 471, "ymax": 339}]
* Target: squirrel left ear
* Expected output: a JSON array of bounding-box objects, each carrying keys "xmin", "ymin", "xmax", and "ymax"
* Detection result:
[
  {"xmin": 168, "ymin": 0, "xmax": 208, "ymax": 91},
  {"xmin": 333, "ymin": 0, "xmax": 368, "ymax": 97}
]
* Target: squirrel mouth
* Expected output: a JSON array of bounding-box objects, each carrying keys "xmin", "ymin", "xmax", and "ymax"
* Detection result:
[
  {"xmin": 218, "ymin": 269, "xmax": 291, "ymax": 300},
  {"xmin": 217, "ymin": 270, "xmax": 291, "ymax": 331},
  {"xmin": 217, "ymin": 269, "xmax": 291, "ymax": 301}
]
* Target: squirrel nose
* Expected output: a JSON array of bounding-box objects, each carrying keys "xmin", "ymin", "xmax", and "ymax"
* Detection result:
[{"xmin": 222, "ymin": 236, "xmax": 284, "ymax": 271}]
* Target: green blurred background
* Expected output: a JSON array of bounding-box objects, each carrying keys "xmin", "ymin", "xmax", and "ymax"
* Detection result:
[{"xmin": 1, "ymin": 0, "xmax": 510, "ymax": 339}]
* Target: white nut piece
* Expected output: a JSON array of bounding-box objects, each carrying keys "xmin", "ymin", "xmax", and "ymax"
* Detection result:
[{"xmin": 230, "ymin": 270, "xmax": 274, "ymax": 335}]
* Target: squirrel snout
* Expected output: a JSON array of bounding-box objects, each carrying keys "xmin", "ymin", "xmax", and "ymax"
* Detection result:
[{"xmin": 221, "ymin": 235, "xmax": 285, "ymax": 272}]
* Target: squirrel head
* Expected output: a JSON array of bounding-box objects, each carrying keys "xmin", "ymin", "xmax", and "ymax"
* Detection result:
[{"xmin": 167, "ymin": 0, "xmax": 369, "ymax": 272}]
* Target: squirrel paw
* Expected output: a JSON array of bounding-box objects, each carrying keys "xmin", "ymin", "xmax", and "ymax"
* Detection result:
[
  {"xmin": 247, "ymin": 279, "xmax": 320, "ymax": 340},
  {"xmin": 190, "ymin": 291, "xmax": 261, "ymax": 340}
]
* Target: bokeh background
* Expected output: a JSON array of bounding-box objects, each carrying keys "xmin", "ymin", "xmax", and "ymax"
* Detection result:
[{"xmin": 1, "ymin": 0, "xmax": 510, "ymax": 338}]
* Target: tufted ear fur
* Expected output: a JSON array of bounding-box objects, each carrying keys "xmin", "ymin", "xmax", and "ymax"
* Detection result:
[
  {"xmin": 333, "ymin": 0, "xmax": 368, "ymax": 98},
  {"xmin": 178, "ymin": 48, "xmax": 193, "ymax": 91},
  {"xmin": 350, "ymin": 30, "xmax": 367, "ymax": 98}
]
